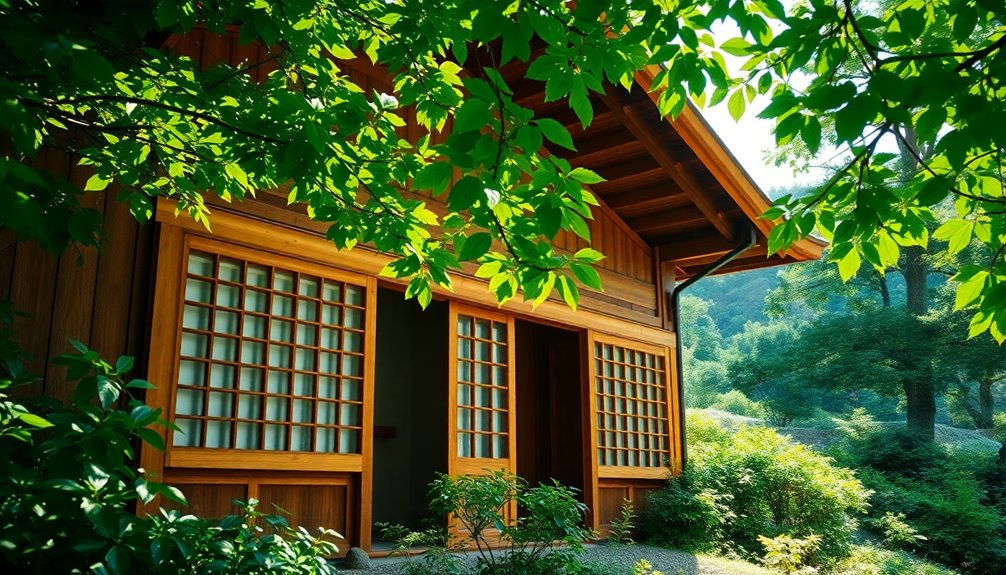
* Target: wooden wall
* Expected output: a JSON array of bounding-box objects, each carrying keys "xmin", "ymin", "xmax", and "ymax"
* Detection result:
[
  {"xmin": 596, "ymin": 478, "xmax": 663, "ymax": 535},
  {"xmin": 1, "ymin": 148, "xmax": 155, "ymax": 403},
  {"xmin": 164, "ymin": 27, "xmax": 663, "ymax": 324}
]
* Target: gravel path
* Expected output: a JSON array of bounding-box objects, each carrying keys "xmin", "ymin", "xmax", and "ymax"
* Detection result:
[{"xmin": 335, "ymin": 543, "xmax": 771, "ymax": 575}]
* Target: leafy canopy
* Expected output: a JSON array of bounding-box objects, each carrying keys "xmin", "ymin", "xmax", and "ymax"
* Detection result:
[
  {"xmin": 1, "ymin": 0, "xmax": 760, "ymax": 310},
  {"xmin": 4, "ymin": 0, "xmax": 1006, "ymax": 338}
]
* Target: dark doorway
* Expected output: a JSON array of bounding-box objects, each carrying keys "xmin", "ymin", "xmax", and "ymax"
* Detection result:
[
  {"xmin": 514, "ymin": 320, "xmax": 585, "ymax": 494},
  {"xmin": 372, "ymin": 289, "xmax": 448, "ymax": 544}
]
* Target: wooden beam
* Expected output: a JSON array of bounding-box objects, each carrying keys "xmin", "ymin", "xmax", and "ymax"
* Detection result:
[
  {"xmin": 591, "ymin": 167, "xmax": 668, "ymax": 197},
  {"xmin": 605, "ymin": 186, "xmax": 690, "ymax": 215},
  {"xmin": 601, "ymin": 90, "xmax": 735, "ymax": 242},
  {"xmin": 626, "ymin": 206, "xmax": 707, "ymax": 235}
]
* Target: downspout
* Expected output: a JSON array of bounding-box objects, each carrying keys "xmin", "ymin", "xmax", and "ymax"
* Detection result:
[{"xmin": 669, "ymin": 224, "xmax": 757, "ymax": 471}]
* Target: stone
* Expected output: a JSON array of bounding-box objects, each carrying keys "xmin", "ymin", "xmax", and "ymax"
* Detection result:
[{"xmin": 344, "ymin": 547, "xmax": 372, "ymax": 570}]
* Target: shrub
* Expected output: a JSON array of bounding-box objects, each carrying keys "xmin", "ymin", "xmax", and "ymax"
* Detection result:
[
  {"xmin": 758, "ymin": 533, "xmax": 821, "ymax": 575},
  {"xmin": 832, "ymin": 545, "xmax": 961, "ymax": 575},
  {"xmin": 836, "ymin": 419, "xmax": 1006, "ymax": 574},
  {"xmin": 865, "ymin": 512, "xmax": 925, "ymax": 549},
  {"xmin": 428, "ymin": 471, "xmax": 591, "ymax": 575},
  {"xmin": 375, "ymin": 522, "xmax": 461, "ymax": 575},
  {"xmin": 0, "ymin": 307, "xmax": 339, "ymax": 574},
  {"xmin": 607, "ymin": 499, "xmax": 636, "ymax": 545},
  {"xmin": 708, "ymin": 390, "xmax": 765, "ymax": 418},
  {"xmin": 643, "ymin": 417, "xmax": 868, "ymax": 564}
]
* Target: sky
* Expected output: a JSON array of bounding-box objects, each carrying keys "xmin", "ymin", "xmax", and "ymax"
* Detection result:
[{"xmin": 701, "ymin": 104, "xmax": 819, "ymax": 197}]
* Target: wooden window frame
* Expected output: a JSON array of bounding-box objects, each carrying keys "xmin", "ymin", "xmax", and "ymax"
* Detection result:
[
  {"xmin": 447, "ymin": 303, "xmax": 517, "ymax": 478},
  {"xmin": 586, "ymin": 331, "xmax": 678, "ymax": 481},
  {"xmin": 148, "ymin": 229, "xmax": 377, "ymax": 474}
]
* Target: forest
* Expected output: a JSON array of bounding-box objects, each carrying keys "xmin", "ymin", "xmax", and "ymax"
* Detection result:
[{"xmin": 667, "ymin": 215, "xmax": 1006, "ymax": 574}]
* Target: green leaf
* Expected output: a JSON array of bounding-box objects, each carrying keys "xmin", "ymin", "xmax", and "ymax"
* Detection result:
[
  {"xmin": 536, "ymin": 118, "xmax": 575, "ymax": 151},
  {"xmin": 837, "ymin": 248, "xmax": 862, "ymax": 281},
  {"xmin": 414, "ymin": 162, "xmax": 454, "ymax": 196},
  {"xmin": 448, "ymin": 176, "xmax": 483, "ymax": 211},
  {"xmin": 568, "ymin": 167, "xmax": 604, "ymax": 185},
  {"xmin": 454, "ymin": 99, "xmax": 493, "ymax": 133},
  {"xmin": 16, "ymin": 412, "xmax": 53, "ymax": 428},
  {"xmin": 458, "ymin": 232, "xmax": 492, "ymax": 261},
  {"xmin": 955, "ymin": 270, "xmax": 988, "ymax": 310},
  {"xmin": 720, "ymin": 38, "xmax": 752, "ymax": 56},
  {"xmin": 84, "ymin": 174, "xmax": 112, "ymax": 192},
  {"xmin": 573, "ymin": 248, "xmax": 604, "ymax": 263},
  {"xmin": 570, "ymin": 262, "xmax": 602, "ymax": 290},
  {"xmin": 727, "ymin": 90, "xmax": 746, "ymax": 121},
  {"xmin": 556, "ymin": 275, "xmax": 579, "ymax": 310},
  {"xmin": 933, "ymin": 219, "xmax": 974, "ymax": 254}
]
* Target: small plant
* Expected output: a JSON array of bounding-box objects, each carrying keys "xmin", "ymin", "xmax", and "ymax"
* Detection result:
[
  {"xmin": 631, "ymin": 559, "xmax": 664, "ymax": 575},
  {"xmin": 758, "ymin": 534, "xmax": 821, "ymax": 575},
  {"xmin": 376, "ymin": 521, "xmax": 462, "ymax": 575},
  {"xmin": 607, "ymin": 499, "xmax": 636, "ymax": 545},
  {"xmin": 867, "ymin": 512, "xmax": 926, "ymax": 549},
  {"xmin": 428, "ymin": 471, "xmax": 591, "ymax": 575}
]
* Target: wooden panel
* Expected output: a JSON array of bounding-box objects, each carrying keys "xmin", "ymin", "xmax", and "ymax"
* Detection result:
[
  {"xmin": 597, "ymin": 479, "xmax": 665, "ymax": 532},
  {"xmin": 90, "ymin": 189, "xmax": 141, "ymax": 361},
  {"xmin": 163, "ymin": 482, "xmax": 248, "ymax": 519},
  {"xmin": 258, "ymin": 483, "xmax": 349, "ymax": 536}
]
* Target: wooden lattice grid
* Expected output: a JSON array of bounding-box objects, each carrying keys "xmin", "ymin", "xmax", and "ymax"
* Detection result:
[
  {"xmin": 593, "ymin": 341, "xmax": 669, "ymax": 468},
  {"xmin": 172, "ymin": 249, "xmax": 366, "ymax": 454}
]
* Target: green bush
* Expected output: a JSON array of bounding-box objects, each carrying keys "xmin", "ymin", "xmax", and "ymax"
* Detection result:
[
  {"xmin": 708, "ymin": 390, "xmax": 765, "ymax": 418},
  {"xmin": 836, "ymin": 416, "xmax": 1006, "ymax": 574},
  {"xmin": 642, "ymin": 415, "xmax": 868, "ymax": 564},
  {"xmin": 428, "ymin": 471, "xmax": 591, "ymax": 575},
  {"xmin": 0, "ymin": 307, "xmax": 339, "ymax": 574},
  {"xmin": 832, "ymin": 545, "xmax": 961, "ymax": 575}
]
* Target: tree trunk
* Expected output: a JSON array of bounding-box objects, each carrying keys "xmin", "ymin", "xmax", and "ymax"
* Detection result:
[
  {"xmin": 905, "ymin": 380, "xmax": 937, "ymax": 438},
  {"xmin": 977, "ymin": 378, "xmax": 995, "ymax": 431},
  {"xmin": 897, "ymin": 126, "xmax": 936, "ymax": 439},
  {"xmin": 900, "ymin": 245, "xmax": 935, "ymax": 437},
  {"xmin": 879, "ymin": 274, "xmax": 891, "ymax": 308},
  {"xmin": 901, "ymin": 246, "xmax": 928, "ymax": 315}
]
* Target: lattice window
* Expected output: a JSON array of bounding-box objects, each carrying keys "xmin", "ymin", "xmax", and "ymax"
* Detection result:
[
  {"xmin": 172, "ymin": 249, "xmax": 366, "ymax": 454},
  {"xmin": 593, "ymin": 341, "xmax": 669, "ymax": 468},
  {"xmin": 455, "ymin": 313, "xmax": 510, "ymax": 459}
]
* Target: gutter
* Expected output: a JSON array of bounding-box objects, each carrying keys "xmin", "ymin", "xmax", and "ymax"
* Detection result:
[{"xmin": 670, "ymin": 225, "xmax": 757, "ymax": 471}]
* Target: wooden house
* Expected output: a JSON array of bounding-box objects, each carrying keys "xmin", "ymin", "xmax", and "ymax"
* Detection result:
[{"xmin": 1, "ymin": 28, "xmax": 822, "ymax": 554}]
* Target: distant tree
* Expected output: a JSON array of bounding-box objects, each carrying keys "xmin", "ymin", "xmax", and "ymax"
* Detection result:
[{"xmin": 728, "ymin": 321, "xmax": 821, "ymax": 427}]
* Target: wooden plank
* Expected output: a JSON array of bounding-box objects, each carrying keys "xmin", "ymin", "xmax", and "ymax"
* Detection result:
[
  {"xmin": 0, "ymin": 242, "xmax": 15, "ymax": 302},
  {"xmin": 90, "ymin": 189, "xmax": 139, "ymax": 361},
  {"xmin": 358, "ymin": 276, "xmax": 378, "ymax": 551},
  {"xmin": 601, "ymin": 90, "xmax": 735, "ymax": 242},
  {"xmin": 581, "ymin": 330, "xmax": 600, "ymax": 531},
  {"xmin": 45, "ymin": 187, "xmax": 103, "ymax": 402}
]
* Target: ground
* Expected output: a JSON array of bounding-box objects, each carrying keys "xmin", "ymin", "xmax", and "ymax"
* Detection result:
[{"xmin": 336, "ymin": 543, "xmax": 772, "ymax": 574}]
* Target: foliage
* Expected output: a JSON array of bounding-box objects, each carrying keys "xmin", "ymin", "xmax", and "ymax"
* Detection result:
[
  {"xmin": 607, "ymin": 499, "xmax": 637, "ymax": 546},
  {"xmin": 0, "ymin": 0, "xmax": 776, "ymax": 312},
  {"xmin": 727, "ymin": 321, "xmax": 821, "ymax": 427},
  {"xmin": 835, "ymin": 416, "xmax": 1006, "ymax": 574},
  {"xmin": 428, "ymin": 471, "xmax": 591, "ymax": 575},
  {"xmin": 831, "ymin": 545, "xmax": 961, "ymax": 575},
  {"xmin": 757, "ymin": 533, "xmax": 821, "ymax": 575},
  {"xmin": 865, "ymin": 512, "xmax": 926, "ymax": 550},
  {"xmin": 0, "ymin": 308, "xmax": 339, "ymax": 574},
  {"xmin": 643, "ymin": 415, "xmax": 868, "ymax": 564},
  {"xmin": 708, "ymin": 390, "xmax": 765, "ymax": 419},
  {"xmin": 375, "ymin": 522, "xmax": 462, "ymax": 575},
  {"xmin": 631, "ymin": 559, "xmax": 665, "ymax": 575},
  {"xmin": 742, "ymin": 0, "xmax": 1006, "ymax": 341}
]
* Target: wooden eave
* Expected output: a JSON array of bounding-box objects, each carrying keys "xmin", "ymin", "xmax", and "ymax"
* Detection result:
[{"xmin": 498, "ymin": 59, "xmax": 825, "ymax": 280}]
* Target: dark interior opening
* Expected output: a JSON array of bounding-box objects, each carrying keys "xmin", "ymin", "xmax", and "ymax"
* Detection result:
[
  {"xmin": 372, "ymin": 289, "xmax": 448, "ymax": 546},
  {"xmin": 515, "ymin": 320, "xmax": 585, "ymax": 495}
]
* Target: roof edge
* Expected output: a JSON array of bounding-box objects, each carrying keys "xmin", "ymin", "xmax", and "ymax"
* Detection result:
[{"xmin": 632, "ymin": 65, "xmax": 826, "ymax": 262}]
